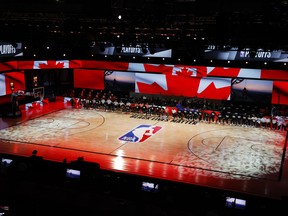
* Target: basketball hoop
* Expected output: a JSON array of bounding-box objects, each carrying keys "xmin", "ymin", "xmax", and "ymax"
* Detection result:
[{"xmin": 33, "ymin": 87, "xmax": 45, "ymax": 101}]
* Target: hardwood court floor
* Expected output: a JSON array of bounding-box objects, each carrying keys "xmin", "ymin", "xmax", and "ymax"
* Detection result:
[{"xmin": 0, "ymin": 100, "xmax": 288, "ymax": 200}]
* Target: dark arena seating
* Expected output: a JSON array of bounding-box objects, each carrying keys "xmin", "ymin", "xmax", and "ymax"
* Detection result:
[{"xmin": 0, "ymin": 153, "xmax": 285, "ymax": 216}]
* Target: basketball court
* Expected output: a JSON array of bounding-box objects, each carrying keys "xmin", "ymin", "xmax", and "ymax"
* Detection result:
[{"xmin": 0, "ymin": 99, "xmax": 288, "ymax": 201}]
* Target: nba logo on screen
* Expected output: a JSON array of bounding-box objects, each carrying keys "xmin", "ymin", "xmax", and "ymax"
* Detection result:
[{"xmin": 118, "ymin": 124, "xmax": 162, "ymax": 143}]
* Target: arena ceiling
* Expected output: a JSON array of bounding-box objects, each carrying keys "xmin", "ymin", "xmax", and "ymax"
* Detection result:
[{"xmin": 1, "ymin": 0, "xmax": 288, "ymax": 60}]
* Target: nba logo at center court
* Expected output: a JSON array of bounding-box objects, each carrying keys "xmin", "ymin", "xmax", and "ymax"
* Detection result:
[{"xmin": 118, "ymin": 124, "xmax": 162, "ymax": 143}]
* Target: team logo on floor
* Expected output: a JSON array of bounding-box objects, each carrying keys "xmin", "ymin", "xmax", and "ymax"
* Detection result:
[{"xmin": 118, "ymin": 124, "xmax": 162, "ymax": 143}]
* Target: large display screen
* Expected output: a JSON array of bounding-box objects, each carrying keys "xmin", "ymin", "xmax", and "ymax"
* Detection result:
[
  {"xmin": 135, "ymin": 73, "xmax": 231, "ymax": 100},
  {"xmin": 0, "ymin": 42, "xmax": 23, "ymax": 58},
  {"xmin": 104, "ymin": 71, "xmax": 135, "ymax": 92},
  {"xmin": 271, "ymin": 81, "xmax": 288, "ymax": 105},
  {"xmin": 231, "ymin": 78, "xmax": 273, "ymax": 104},
  {"xmin": 74, "ymin": 69, "xmax": 104, "ymax": 90}
]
